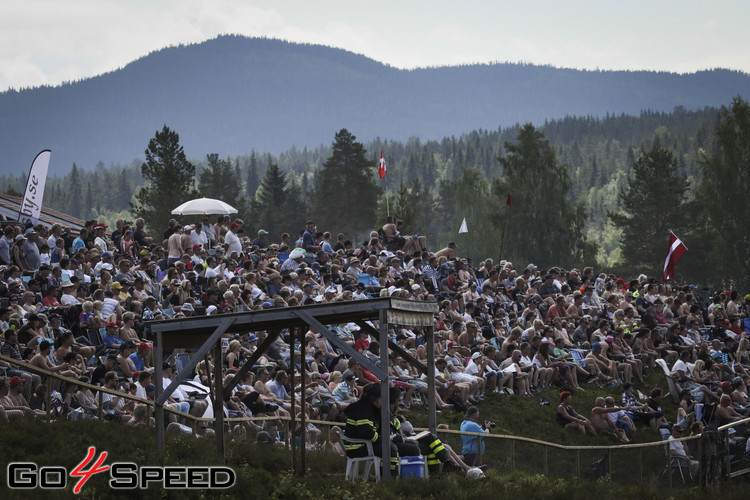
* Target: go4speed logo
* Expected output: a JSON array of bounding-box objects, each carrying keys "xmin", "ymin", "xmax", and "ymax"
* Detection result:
[{"xmin": 7, "ymin": 447, "xmax": 236, "ymax": 493}]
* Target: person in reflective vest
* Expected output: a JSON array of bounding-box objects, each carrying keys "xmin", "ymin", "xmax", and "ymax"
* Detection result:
[
  {"xmin": 389, "ymin": 386, "xmax": 456, "ymax": 474},
  {"xmin": 344, "ymin": 382, "xmax": 399, "ymax": 473}
]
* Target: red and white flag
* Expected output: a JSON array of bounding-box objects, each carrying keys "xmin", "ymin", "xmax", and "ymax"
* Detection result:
[
  {"xmin": 378, "ymin": 151, "xmax": 387, "ymax": 179},
  {"xmin": 663, "ymin": 231, "xmax": 688, "ymax": 282}
]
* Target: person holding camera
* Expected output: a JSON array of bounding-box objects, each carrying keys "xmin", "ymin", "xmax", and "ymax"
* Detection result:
[{"xmin": 460, "ymin": 406, "xmax": 492, "ymax": 466}]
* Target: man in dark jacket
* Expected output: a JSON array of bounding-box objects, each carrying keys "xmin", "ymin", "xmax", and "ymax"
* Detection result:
[{"xmin": 344, "ymin": 383, "xmax": 398, "ymax": 473}]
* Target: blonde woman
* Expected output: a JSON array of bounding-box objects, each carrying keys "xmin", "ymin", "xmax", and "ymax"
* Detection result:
[
  {"xmin": 127, "ymin": 403, "xmax": 152, "ymax": 427},
  {"xmin": 327, "ymin": 371, "xmax": 343, "ymax": 393},
  {"xmin": 225, "ymin": 340, "xmax": 243, "ymax": 369}
]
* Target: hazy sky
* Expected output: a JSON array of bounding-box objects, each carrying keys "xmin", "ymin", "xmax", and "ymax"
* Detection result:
[{"xmin": 1, "ymin": 0, "xmax": 748, "ymax": 92}]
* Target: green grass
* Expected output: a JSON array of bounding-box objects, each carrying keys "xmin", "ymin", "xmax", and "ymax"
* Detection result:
[{"xmin": 0, "ymin": 367, "xmax": 745, "ymax": 499}]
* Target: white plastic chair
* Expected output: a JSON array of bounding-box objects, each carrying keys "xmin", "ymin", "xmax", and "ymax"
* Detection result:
[
  {"xmin": 339, "ymin": 434, "xmax": 381, "ymax": 482},
  {"xmin": 655, "ymin": 358, "xmax": 681, "ymax": 404}
]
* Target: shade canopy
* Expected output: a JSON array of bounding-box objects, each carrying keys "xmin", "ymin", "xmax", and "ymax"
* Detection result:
[{"xmin": 171, "ymin": 197, "xmax": 238, "ymax": 216}]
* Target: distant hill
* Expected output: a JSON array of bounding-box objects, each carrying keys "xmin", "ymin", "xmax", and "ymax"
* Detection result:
[{"xmin": 1, "ymin": 34, "xmax": 749, "ymax": 175}]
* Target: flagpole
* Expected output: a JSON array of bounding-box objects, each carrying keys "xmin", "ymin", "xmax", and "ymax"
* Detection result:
[
  {"xmin": 385, "ymin": 173, "xmax": 390, "ymax": 217},
  {"xmin": 379, "ymin": 151, "xmax": 389, "ymax": 217}
]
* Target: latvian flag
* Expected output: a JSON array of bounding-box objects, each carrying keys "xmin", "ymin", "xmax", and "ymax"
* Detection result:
[
  {"xmin": 378, "ymin": 151, "xmax": 387, "ymax": 179},
  {"xmin": 663, "ymin": 231, "xmax": 687, "ymax": 282}
]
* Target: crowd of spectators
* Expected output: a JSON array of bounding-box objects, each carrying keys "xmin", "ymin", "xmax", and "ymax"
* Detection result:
[{"xmin": 1, "ymin": 214, "xmax": 749, "ymax": 467}]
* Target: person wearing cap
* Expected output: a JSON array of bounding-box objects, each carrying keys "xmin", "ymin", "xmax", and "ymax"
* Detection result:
[
  {"xmin": 251, "ymin": 229, "xmax": 268, "ymax": 249},
  {"xmin": 92, "ymin": 223, "xmax": 111, "ymax": 254},
  {"xmin": 460, "ymin": 405, "xmax": 490, "ymax": 466},
  {"xmin": 345, "ymin": 256, "xmax": 363, "ymax": 280},
  {"xmin": 90, "ymin": 354, "xmax": 118, "ymax": 387},
  {"xmin": 668, "ymin": 424, "xmax": 699, "ymax": 477},
  {"xmin": 102, "ymin": 321, "xmax": 124, "ymax": 348},
  {"xmin": 332, "ymin": 372, "xmax": 359, "ymax": 407},
  {"xmin": 11, "ymin": 233, "xmax": 28, "ymax": 270},
  {"xmin": 129, "ymin": 341, "xmax": 153, "ymax": 372}
]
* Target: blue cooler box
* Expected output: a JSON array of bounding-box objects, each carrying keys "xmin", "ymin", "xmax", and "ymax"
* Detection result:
[{"xmin": 400, "ymin": 456, "xmax": 426, "ymax": 478}]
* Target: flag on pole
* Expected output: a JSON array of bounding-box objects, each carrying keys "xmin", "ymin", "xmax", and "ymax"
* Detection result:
[
  {"xmin": 506, "ymin": 192, "xmax": 511, "ymax": 208},
  {"xmin": 18, "ymin": 150, "xmax": 51, "ymax": 226},
  {"xmin": 663, "ymin": 231, "xmax": 688, "ymax": 282},
  {"xmin": 458, "ymin": 218, "xmax": 468, "ymax": 234},
  {"xmin": 378, "ymin": 151, "xmax": 387, "ymax": 178}
]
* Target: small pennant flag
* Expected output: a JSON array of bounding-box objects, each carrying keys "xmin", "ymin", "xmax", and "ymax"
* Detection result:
[
  {"xmin": 506, "ymin": 192, "xmax": 511, "ymax": 208},
  {"xmin": 663, "ymin": 231, "xmax": 688, "ymax": 282},
  {"xmin": 378, "ymin": 151, "xmax": 387, "ymax": 179},
  {"xmin": 458, "ymin": 218, "xmax": 468, "ymax": 234}
]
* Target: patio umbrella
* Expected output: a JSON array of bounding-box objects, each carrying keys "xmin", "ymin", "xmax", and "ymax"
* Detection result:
[{"xmin": 171, "ymin": 197, "xmax": 238, "ymax": 216}]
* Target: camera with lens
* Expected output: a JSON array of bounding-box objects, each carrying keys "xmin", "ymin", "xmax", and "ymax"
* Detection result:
[{"xmin": 482, "ymin": 421, "xmax": 496, "ymax": 430}]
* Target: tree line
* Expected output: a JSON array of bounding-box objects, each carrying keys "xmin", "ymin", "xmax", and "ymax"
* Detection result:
[{"xmin": 2, "ymin": 99, "xmax": 749, "ymax": 290}]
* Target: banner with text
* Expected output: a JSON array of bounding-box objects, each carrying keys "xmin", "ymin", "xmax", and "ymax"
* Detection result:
[{"xmin": 18, "ymin": 150, "xmax": 51, "ymax": 226}]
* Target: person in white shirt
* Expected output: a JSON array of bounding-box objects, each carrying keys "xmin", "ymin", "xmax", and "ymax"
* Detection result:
[
  {"xmin": 189, "ymin": 223, "xmax": 208, "ymax": 248},
  {"xmin": 59, "ymin": 280, "xmax": 80, "ymax": 306},
  {"xmin": 135, "ymin": 371, "xmax": 151, "ymax": 400},
  {"xmin": 224, "ymin": 222, "xmax": 243, "ymax": 257},
  {"xmin": 667, "ymin": 425, "xmax": 699, "ymax": 477},
  {"xmin": 93, "ymin": 224, "xmax": 110, "ymax": 253}
]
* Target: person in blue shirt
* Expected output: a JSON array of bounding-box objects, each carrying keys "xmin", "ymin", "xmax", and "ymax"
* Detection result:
[
  {"xmin": 102, "ymin": 322, "xmax": 124, "ymax": 348},
  {"xmin": 72, "ymin": 228, "xmax": 88, "ymax": 253},
  {"xmin": 460, "ymin": 406, "xmax": 489, "ymax": 466}
]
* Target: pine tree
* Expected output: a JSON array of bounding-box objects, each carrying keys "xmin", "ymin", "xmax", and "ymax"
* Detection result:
[
  {"xmin": 310, "ymin": 129, "xmax": 380, "ymax": 237},
  {"xmin": 246, "ymin": 152, "xmax": 260, "ymax": 197},
  {"xmin": 608, "ymin": 145, "xmax": 691, "ymax": 277},
  {"xmin": 492, "ymin": 124, "xmax": 588, "ymax": 267},
  {"xmin": 198, "ymin": 153, "xmax": 240, "ymax": 208},
  {"xmin": 697, "ymin": 96, "xmax": 750, "ymax": 289},
  {"xmin": 68, "ymin": 164, "xmax": 82, "ymax": 219},
  {"xmin": 254, "ymin": 163, "xmax": 302, "ymax": 237},
  {"xmin": 132, "ymin": 125, "xmax": 199, "ymax": 236}
]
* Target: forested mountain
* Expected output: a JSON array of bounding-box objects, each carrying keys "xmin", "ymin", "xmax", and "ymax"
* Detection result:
[{"xmin": 1, "ymin": 34, "xmax": 748, "ymax": 175}]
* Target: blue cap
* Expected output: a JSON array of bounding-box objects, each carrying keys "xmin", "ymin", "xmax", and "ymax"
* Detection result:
[{"xmin": 592, "ymin": 342, "xmax": 602, "ymax": 351}]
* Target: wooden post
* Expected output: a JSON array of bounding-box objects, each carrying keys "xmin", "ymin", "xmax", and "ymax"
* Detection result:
[
  {"xmin": 155, "ymin": 331, "xmax": 165, "ymax": 459},
  {"xmin": 380, "ymin": 308, "xmax": 391, "ymax": 480},
  {"xmin": 214, "ymin": 340, "xmax": 224, "ymax": 464},
  {"xmin": 97, "ymin": 390, "xmax": 104, "ymax": 421},
  {"xmin": 46, "ymin": 380, "xmax": 52, "ymax": 422},
  {"xmin": 426, "ymin": 325, "xmax": 436, "ymax": 433},
  {"xmin": 289, "ymin": 328, "xmax": 296, "ymax": 475},
  {"xmin": 299, "ymin": 328, "xmax": 307, "ymax": 477}
]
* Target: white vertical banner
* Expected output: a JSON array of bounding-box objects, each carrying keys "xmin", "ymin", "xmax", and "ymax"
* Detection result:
[
  {"xmin": 18, "ymin": 150, "xmax": 51, "ymax": 226},
  {"xmin": 458, "ymin": 217, "xmax": 468, "ymax": 234}
]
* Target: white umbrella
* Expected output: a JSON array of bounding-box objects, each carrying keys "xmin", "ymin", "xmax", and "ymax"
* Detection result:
[{"xmin": 171, "ymin": 197, "xmax": 238, "ymax": 216}]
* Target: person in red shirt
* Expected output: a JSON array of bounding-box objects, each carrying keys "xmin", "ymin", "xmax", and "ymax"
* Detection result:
[
  {"xmin": 354, "ymin": 330, "xmax": 370, "ymax": 353},
  {"xmin": 545, "ymin": 295, "xmax": 568, "ymax": 322}
]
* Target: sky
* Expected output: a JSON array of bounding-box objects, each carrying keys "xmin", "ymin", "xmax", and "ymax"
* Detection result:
[{"xmin": 1, "ymin": 0, "xmax": 749, "ymax": 92}]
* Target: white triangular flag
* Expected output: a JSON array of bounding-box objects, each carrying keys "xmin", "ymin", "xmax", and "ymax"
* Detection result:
[{"xmin": 458, "ymin": 218, "xmax": 468, "ymax": 234}]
